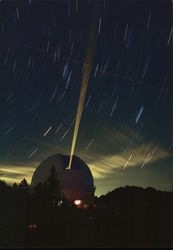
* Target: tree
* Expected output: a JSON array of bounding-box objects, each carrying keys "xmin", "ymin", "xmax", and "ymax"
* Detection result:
[
  {"xmin": 18, "ymin": 178, "xmax": 30, "ymax": 193},
  {"xmin": 45, "ymin": 166, "xmax": 62, "ymax": 205}
]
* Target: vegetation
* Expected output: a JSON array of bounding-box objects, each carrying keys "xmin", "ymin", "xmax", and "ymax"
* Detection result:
[{"xmin": 0, "ymin": 166, "xmax": 171, "ymax": 247}]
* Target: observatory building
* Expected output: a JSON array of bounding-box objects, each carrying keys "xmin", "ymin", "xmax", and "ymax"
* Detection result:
[{"xmin": 31, "ymin": 154, "xmax": 95, "ymax": 206}]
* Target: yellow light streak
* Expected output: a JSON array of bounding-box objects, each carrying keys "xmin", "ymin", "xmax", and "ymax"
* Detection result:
[{"xmin": 67, "ymin": 18, "xmax": 98, "ymax": 170}]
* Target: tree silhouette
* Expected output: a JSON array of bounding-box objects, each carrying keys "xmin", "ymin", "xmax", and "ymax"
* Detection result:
[
  {"xmin": 19, "ymin": 178, "xmax": 30, "ymax": 192},
  {"xmin": 45, "ymin": 166, "xmax": 62, "ymax": 205},
  {"xmin": 0, "ymin": 177, "xmax": 171, "ymax": 248}
]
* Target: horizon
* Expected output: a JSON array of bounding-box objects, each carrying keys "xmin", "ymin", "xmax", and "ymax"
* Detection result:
[
  {"xmin": 0, "ymin": 152, "xmax": 171, "ymax": 197},
  {"xmin": 1, "ymin": 174, "xmax": 171, "ymax": 198}
]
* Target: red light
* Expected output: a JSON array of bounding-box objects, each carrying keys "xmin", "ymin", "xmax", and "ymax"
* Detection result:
[
  {"xmin": 28, "ymin": 224, "xmax": 37, "ymax": 229},
  {"xmin": 74, "ymin": 200, "xmax": 82, "ymax": 206}
]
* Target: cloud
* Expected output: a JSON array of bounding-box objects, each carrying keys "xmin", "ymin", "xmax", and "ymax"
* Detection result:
[
  {"xmin": 0, "ymin": 163, "xmax": 37, "ymax": 184},
  {"xmin": 86, "ymin": 143, "xmax": 170, "ymax": 179},
  {"xmin": 0, "ymin": 125, "xmax": 170, "ymax": 189},
  {"xmin": 76, "ymin": 125, "xmax": 170, "ymax": 179}
]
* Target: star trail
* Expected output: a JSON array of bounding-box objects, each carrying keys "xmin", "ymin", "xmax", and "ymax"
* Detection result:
[{"xmin": 0, "ymin": 0, "xmax": 172, "ymax": 195}]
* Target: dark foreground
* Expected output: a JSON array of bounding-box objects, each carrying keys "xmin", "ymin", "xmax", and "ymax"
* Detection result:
[{"xmin": 0, "ymin": 178, "xmax": 171, "ymax": 248}]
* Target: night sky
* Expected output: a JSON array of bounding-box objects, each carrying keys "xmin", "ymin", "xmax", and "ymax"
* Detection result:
[{"xmin": 0, "ymin": 0, "xmax": 172, "ymax": 196}]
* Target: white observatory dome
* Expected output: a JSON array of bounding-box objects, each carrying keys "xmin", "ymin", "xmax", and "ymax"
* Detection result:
[{"xmin": 31, "ymin": 154, "xmax": 94, "ymax": 204}]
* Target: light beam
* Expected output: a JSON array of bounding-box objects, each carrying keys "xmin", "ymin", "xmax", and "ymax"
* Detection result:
[{"xmin": 67, "ymin": 16, "xmax": 98, "ymax": 170}]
